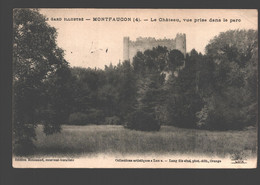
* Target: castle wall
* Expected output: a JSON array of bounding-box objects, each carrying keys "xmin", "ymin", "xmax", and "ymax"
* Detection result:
[{"xmin": 123, "ymin": 34, "xmax": 186, "ymax": 61}]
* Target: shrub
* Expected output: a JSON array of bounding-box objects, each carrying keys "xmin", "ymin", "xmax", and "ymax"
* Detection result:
[
  {"xmin": 125, "ymin": 110, "xmax": 160, "ymax": 131},
  {"xmin": 105, "ymin": 116, "xmax": 121, "ymax": 125},
  {"xmin": 86, "ymin": 109, "xmax": 105, "ymax": 124},
  {"xmin": 68, "ymin": 112, "xmax": 89, "ymax": 125},
  {"xmin": 195, "ymin": 105, "xmax": 209, "ymax": 128},
  {"xmin": 205, "ymin": 109, "xmax": 247, "ymax": 130},
  {"xmin": 196, "ymin": 95, "xmax": 250, "ymax": 130},
  {"xmin": 68, "ymin": 110, "xmax": 104, "ymax": 125},
  {"xmin": 13, "ymin": 123, "xmax": 36, "ymax": 155}
]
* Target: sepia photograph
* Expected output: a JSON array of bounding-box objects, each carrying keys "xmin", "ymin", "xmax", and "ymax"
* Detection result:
[{"xmin": 12, "ymin": 9, "xmax": 258, "ymax": 168}]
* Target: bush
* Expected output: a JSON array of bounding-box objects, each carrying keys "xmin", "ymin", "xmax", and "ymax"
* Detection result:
[
  {"xmin": 205, "ymin": 109, "xmax": 247, "ymax": 130},
  {"xmin": 196, "ymin": 96, "xmax": 251, "ymax": 130},
  {"xmin": 125, "ymin": 110, "xmax": 160, "ymax": 131},
  {"xmin": 86, "ymin": 109, "xmax": 105, "ymax": 124},
  {"xmin": 195, "ymin": 105, "xmax": 209, "ymax": 128},
  {"xmin": 105, "ymin": 116, "xmax": 121, "ymax": 125},
  {"xmin": 68, "ymin": 110, "xmax": 104, "ymax": 125},
  {"xmin": 68, "ymin": 112, "xmax": 89, "ymax": 125},
  {"xmin": 13, "ymin": 123, "xmax": 36, "ymax": 155}
]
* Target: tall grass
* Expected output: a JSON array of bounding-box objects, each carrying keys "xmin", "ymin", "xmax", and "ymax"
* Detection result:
[{"xmin": 33, "ymin": 125, "xmax": 257, "ymax": 157}]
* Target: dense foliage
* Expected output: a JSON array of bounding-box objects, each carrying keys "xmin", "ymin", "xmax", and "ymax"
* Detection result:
[
  {"xmin": 125, "ymin": 110, "xmax": 160, "ymax": 131},
  {"xmin": 69, "ymin": 61, "xmax": 137, "ymax": 125},
  {"xmin": 66, "ymin": 30, "xmax": 258, "ymax": 131},
  {"xmin": 13, "ymin": 9, "xmax": 72, "ymax": 154},
  {"xmin": 199, "ymin": 30, "xmax": 258, "ymax": 130}
]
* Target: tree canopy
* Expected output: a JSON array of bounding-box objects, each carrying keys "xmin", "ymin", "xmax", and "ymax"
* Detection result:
[{"xmin": 13, "ymin": 9, "xmax": 71, "ymax": 154}]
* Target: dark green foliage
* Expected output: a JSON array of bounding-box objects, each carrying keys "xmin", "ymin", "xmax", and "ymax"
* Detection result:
[
  {"xmin": 133, "ymin": 46, "xmax": 168, "ymax": 74},
  {"xmin": 69, "ymin": 112, "xmax": 89, "ymax": 125},
  {"xmin": 69, "ymin": 60, "xmax": 137, "ymax": 123},
  {"xmin": 68, "ymin": 110, "xmax": 104, "ymax": 125},
  {"xmin": 42, "ymin": 65, "xmax": 73, "ymax": 128},
  {"xmin": 199, "ymin": 29, "xmax": 258, "ymax": 130},
  {"xmin": 127, "ymin": 47, "xmax": 168, "ymax": 131},
  {"xmin": 70, "ymin": 67, "xmax": 104, "ymax": 114},
  {"xmin": 13, "ymin": 123, "xmax": 37, "ymax": 155},
  {"xmin": 69, "ymin": 47, "xmax": 165, "ymax": 131},
  {"xmin": 125, "ymin": 110, "xmax": 160, "ymax": 131},
  {"xmin": 105, "ymin": 116, "xmax": 121, "ymax": 125},
  {"xmin": 116, "ymin": 61, "xmax": 138, "ymax": 119},
  {"xmin": 13, "ymin": 9, "xmax": 71, "ymax": 154},
  {"xmin": 167, "ymin": 49, "xmax": 185, "ymax": 71},
  {"xmin": 165, "ymin": 50, "xmax": 203, "ymax": 128}
]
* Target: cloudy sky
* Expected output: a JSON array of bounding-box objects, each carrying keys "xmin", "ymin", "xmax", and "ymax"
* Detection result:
[{"xmin": 39, "ymin": 9, "xmax": 257, "ymax": 69}]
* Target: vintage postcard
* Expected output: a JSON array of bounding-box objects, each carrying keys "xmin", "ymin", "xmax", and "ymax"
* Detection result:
[{"xmin": 12, "ymin": 9, "xmax": 258, "ymax": 168}]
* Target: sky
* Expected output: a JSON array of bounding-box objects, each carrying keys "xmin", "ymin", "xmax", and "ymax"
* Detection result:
[{"xmin": 39, "ymin": 9, "xmax": 257, "ymax": 69}]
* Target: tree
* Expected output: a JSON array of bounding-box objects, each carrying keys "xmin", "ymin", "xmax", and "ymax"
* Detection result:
[
  {"xmin": 126, "ymin": 47, "xmax": 168, "ymax": 131},
  {"xmin": 69, "ymin": 62, "xmax": 137, "ymax": 125},
  {"xmin": 116, "ymin": 61, "xmax": 138, "ymax": 120},
  {"xmin": 165, "ymin": 49, "xmax": 203, "ymax": 128},
  {"xmin": 167, "ymin": 49, "xmax": 185, "ymax": 71},
  {"xmin": 200, "ymin": 29, "xmax": 258, "ymax": 130},
  {"xmin": 13, "ymin": 9, "xmax": 71, "ymax": 154}
]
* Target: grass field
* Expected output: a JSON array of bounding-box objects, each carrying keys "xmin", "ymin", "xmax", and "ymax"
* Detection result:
[{"xmin": 32, "ymin": 125, "xmax": 257, "ymax": 158}]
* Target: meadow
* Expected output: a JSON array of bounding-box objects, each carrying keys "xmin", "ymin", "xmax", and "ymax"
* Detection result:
[{"xmin": 32, "ymin": 125, "xmax": 257, "ymax": 158}]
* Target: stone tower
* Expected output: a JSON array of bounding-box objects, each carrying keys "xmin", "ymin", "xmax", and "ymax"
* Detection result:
[
  {"xmin": 123, "ymin": 37, "xmax": 130, "ymax": 61},
  {"xmin": 175, "ymin": 33, "xmax": 186, "ymax": 58},
  {"xmin": 123, "ymin": 33, "xmax": 186, "ymax": 61}
]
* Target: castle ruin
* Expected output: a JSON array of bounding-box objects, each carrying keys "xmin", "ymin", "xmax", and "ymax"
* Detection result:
[{"xmin": 123, "ymin": 33, "xmax": 186, "ymax": 61}]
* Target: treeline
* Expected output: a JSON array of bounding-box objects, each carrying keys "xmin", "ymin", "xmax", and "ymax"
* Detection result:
[
  {"xmin": 68, "ymin": 61, "xmax": 137, "ymax": 125},
  {"xmin": 64, "ymin": 29, "xmax": 257, "ymax": 131}
]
